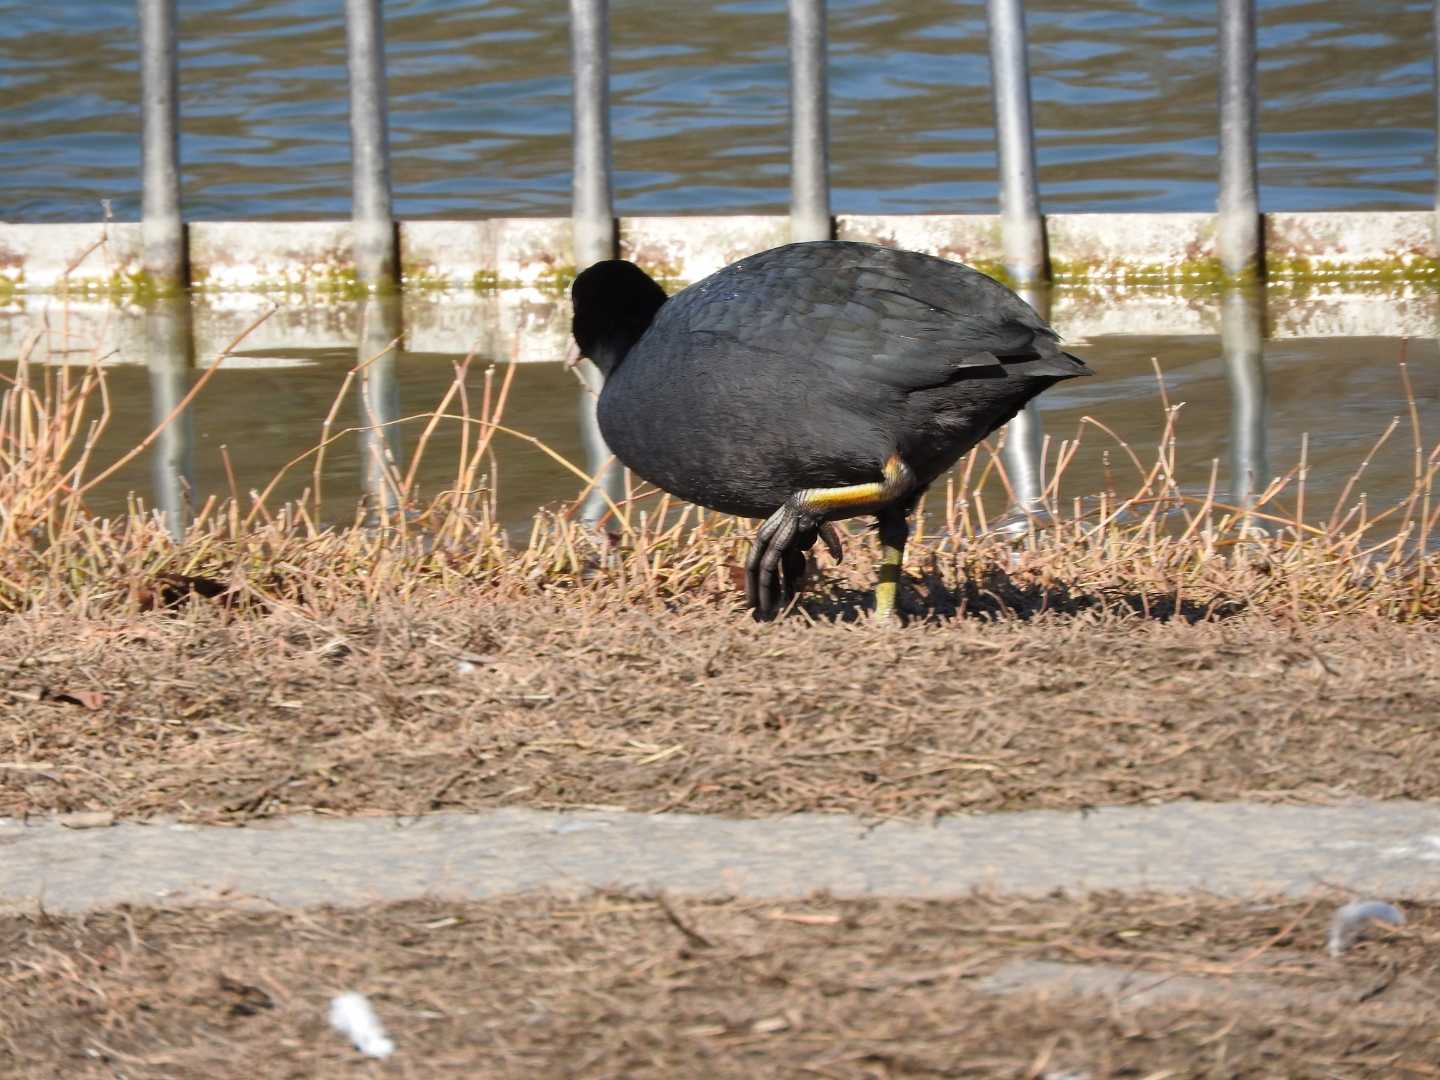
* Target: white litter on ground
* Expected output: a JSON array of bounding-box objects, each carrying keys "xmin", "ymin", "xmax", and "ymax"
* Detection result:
[
  {"xmin": 1327, "ymin": 900, "xmax": 1405, "ymax": 957},
  {"xmin": 328, "ymin": 991, "xmax": 396, "ymax": 1059}
]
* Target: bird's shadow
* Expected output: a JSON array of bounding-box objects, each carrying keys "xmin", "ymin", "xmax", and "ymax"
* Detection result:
[{"xmin": 790, "ymin": 560, "xmax": 1246, "ymax": 625}]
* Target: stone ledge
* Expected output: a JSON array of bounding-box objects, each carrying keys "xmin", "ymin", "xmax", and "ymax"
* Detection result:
[{"xmin": 3, "ymin": 211, "xmax": 1436, "ymax": 295}]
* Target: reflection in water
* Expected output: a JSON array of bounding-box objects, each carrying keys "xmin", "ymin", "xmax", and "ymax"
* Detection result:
[
  {"xmin": 575, "ymin": 359, "xmax": 623, "ymax": 527},
  {"xmin": 1221, "ymin": 285, "xmax": 1268, "ymax": 513},
  {"xmin": 999, "ymin": 283, "xmax": 1051, "ymax": 515},
  {"xmin": 99, "ymin": 285, "xmax": 1437, "ymax": 541},
  {"xmin": 1000, "ymin": 400, "xmax": 1045, "ymax": 509},
  {"xmin": 145, "ymin": 298, "xmax": 194, "ymax": 539},
  {"xmin": 357, "ymin": 297, "xmax": 405, "ymax": 517}
]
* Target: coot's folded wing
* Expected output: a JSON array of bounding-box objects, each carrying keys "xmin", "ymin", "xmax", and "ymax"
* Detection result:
[{"xmin": 660, "ymin": 243, "xmax": 1088, "ymax": 392}]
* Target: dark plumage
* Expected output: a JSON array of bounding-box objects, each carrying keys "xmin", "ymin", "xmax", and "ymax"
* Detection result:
[{"xmin": 570, "ymin": 240, "xmax": 1092, "ymax": 619}]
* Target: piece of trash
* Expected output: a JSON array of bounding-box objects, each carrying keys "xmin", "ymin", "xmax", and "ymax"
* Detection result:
[
  {"xmin": 328, "ymin": 992, "xmax": 395, "ymax": 1059},
  {"xmin": 57, "ymin": 811, "xmax": 115, "ymax": 830},
  {"xmin": 1327, "ymin": 899, "xmax": 1405, "ymax": 957},
  {"xmin": 456, "ymin": 660, "xmax": 478, "ymax": 675}
]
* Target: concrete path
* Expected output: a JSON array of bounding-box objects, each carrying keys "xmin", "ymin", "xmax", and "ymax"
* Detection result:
[{"xmin": 3, "ymin": 800, "xmax": 1437, "ymax": 913}]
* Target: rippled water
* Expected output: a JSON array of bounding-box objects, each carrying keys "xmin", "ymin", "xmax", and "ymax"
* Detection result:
[{"xmin": 0, "ymin": 0, "xmax": 1432, "ymax": 221}]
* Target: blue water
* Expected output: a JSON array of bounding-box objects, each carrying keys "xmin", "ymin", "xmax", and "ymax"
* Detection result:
[{"xmin": 0, "ymin": 0, "xmax": 1432, "ymax": 222}]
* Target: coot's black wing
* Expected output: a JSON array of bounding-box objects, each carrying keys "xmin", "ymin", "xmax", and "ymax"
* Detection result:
[{"xmin": 659, "ymin": 241, "xmax": 1088, "ymax": 391}]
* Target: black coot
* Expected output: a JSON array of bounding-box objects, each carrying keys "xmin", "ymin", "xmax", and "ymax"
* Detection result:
[{"xmin": 570, "ymin": 240, "xmax": 1092, "ymax": 619}]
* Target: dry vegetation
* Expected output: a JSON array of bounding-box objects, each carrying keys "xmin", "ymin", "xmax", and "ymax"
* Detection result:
[
  {"xmin": 3, "ymin": 325, "xmax": 1440, "ymax": 821},
  {"xmin": 3, "ymin": 321, "xmax": 1440, "ymax": 624},
  {"xmin": 5, "ymin": 320, "xmax": 1440, "ymax": 1077},
  {"xmin": 3, "ymin": 891, "xmax": 1437, "ymax": 1079},
  {"xmin": 5, "ymin": 604, "xmax": 1440, "ymax": 823}
]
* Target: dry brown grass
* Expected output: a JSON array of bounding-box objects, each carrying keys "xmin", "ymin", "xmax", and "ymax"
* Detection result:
[
  {"xmin": 6, "ymin": 321, "xmax": 1440, "ymax": 822},
  {"xmin": 3, "ymin": 891, "xmax": 1436, "ymax": 1078},
  {"xmin": 4, "ymin": 321, "xmax": 1440, "ymax": 626},
  {"xmin": 3, "ymin": 601, "xmax": 1438, "ymax": 823}
]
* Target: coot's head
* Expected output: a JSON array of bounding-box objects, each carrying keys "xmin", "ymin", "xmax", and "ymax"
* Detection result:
[{"xmin": 570, "ymin": 260, "xmax": 668, "ymax": 377}]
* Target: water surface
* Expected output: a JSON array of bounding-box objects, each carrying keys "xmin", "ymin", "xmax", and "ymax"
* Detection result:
[{"xmin": 0, "ymin": 0, "xmax": 1431, "ymax": 221}]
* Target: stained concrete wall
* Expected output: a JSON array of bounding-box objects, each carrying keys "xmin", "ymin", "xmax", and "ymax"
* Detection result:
[{"xmin": 2, "ymin": 211, "xmax": 1436, "ymax": 295}]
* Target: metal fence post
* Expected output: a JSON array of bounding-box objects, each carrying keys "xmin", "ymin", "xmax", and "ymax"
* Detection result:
[
  {"xmin": 137, "ymin": 0, "xmax": 185, "ymax": 290},
  {"xmin": 1218, "ymin": 0, "xmax": 1261, "ymax": 279},
  {"xmin": 569, "ymin": 0, "xmax": 623, "ymax": 527},
  {"xmin": 345, "ymin": 0, "xmax": 398, "ymax": 291},
  {"xmin": 985, "ymin": 0, "xmax": 1046, "ymax": 285},
  {"xmin": 788, "ymin": 0, "xmax": 831, "ymax": 243},
  {"xmin": 570, "ymin": 0, "xmax": 616, "ymax": 268}
]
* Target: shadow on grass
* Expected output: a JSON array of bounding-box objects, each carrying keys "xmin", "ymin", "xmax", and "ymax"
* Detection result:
[{"xmin": 794, "ymin": 561, "xmax": 1247, "ymax": 625}]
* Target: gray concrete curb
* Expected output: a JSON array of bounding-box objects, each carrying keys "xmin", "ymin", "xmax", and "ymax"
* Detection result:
[{"xmin": 4, "ymin": 800, "xmax": 1437, "ymax": 914}]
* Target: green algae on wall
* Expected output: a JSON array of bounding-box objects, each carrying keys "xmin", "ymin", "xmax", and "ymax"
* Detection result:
[
  {"xmin": 1265, "ymin": 255, "xmax": 1440, "ymax": 282},
  {"xmin": 49, "ymin": 267, "xmax": 179, "ymax": 301}
]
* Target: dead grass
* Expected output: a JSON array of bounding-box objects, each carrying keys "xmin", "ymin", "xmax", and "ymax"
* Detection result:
[
  {"xmin": 2, "ymin": 891, "xmax": 1436, "ymax": 1078},
  {"xmin": 6, "ymin": 314, "xmax": 1440, "ymax": 1076},
  {"xmin": 3, "ymin": 600, "xmax": 1438, "ymax": 823},
  {"xmin": 4, "ymin": 320, "xmax": 1440, "ymax": 627},
  {"xmin": 5, "ymin": 317, "xmax": 1440, "ymax": 820}
]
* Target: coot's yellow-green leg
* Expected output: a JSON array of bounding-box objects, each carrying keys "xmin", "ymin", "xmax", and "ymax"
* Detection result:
[
  {"xmin": 746, "ymin": 454, "xmax": 914, "ymax": 618},
  {"xmin": 874, "ymin": 507, "xmax": 911, "ymax": 621}
]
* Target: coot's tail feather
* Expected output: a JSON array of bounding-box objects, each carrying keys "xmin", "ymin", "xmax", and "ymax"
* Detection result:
[
  {"xmin": 953, "ymin": 346, "xmax": 1092, "ymax": 380},
  {"xmin": 999, "ymin": 350, "xmax": 1093, "ymax": 379}
]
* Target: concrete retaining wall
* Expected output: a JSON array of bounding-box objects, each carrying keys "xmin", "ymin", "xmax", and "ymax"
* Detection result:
[{"xmin": 1, "ymin": 211, "xmax": 1436, "ymax": 296}]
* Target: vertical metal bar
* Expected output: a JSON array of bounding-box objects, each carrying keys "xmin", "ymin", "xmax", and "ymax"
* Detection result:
[
  {"xmin": 145, "ymin": 297, "xmax": 195, "ymax": 539},
  {"xmin": 1218, "ymin": 0, "xmax": 1261, "ymax": 279},
  {"xmin": 357, "ymin": 297, "xmax": 405, "ymax": 519},
  {"xmin": 985, "ymin": 0, "xmax": 1045, "ymax": 285},
  {"xmin": 788, "ymin": 0, "xmax": 831, "ymax": 243},
  {"xmin": 345, "ymin": 0, "xmax": 398, "ymax": 290},
  {"xmin": 569, "ymin": 0, "xmax": 622, "ymax": 526},
  {"xmin": 1434, "ymin": 0, "xmax": 1440, "ymax": 224},
  {"xmin": 137, "ymin": 0, "xmax": 185, "ymax": 289},
  {"xmin": 570, "ymin": 0, "xmax": 616, "ymax": 267}
]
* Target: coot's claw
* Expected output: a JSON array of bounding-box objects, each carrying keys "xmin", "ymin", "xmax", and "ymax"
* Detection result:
[
  {"xmin": 819, "ymin": 522, "xmax": 844, "ymax": 564},
  {"xmin": 745, "ymin": 503, "xmax": 816, "ymax": 619},
  {"xmin": 779, "ymin": 544, "xmax": 808, "ymax": 610}
]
